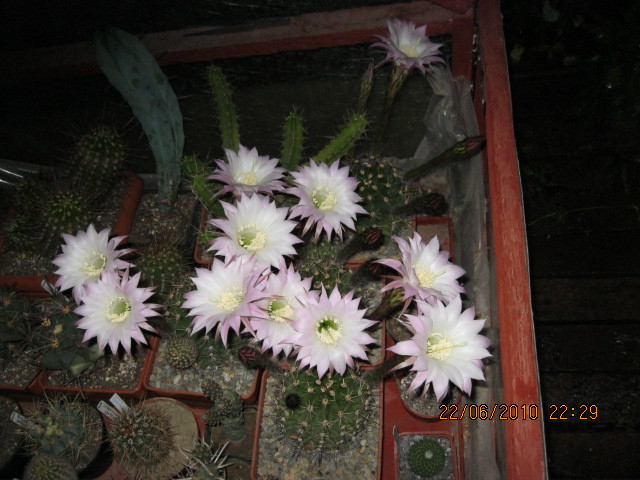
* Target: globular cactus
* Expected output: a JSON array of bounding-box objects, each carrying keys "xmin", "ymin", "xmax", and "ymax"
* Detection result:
[
  {"xmin": 407, "ymin": 438, "xmax": 446, "ymax": 478},
  {"xmin": 314, "ymin": 113, "xmax": 368, "ymax": 165},
  {"xmin": 296, "ymin": 240, "xmax": 350, "ymax": 292},
  {"xmin": 40, "ymin": 190, "xmax": 90, "ymax": 254},
  {"xmin": 273, "ymin": 368, "xmax": 374, "ymax": 453},
  {"xmin": 107, "ymin": 402, "xmax": 176, "ymax": 476},
  {"xmin": 23, "ymin": 453, "xmax": 78, "ymax": 480},
  {"xmin": 136, "ymin": 242, "xmax": 185, "ymax": 299},
  {"xmin": 202, "ymin": 379, "xmax": 244, "ymax": 442},
  {"xmin": 207, "ymin": 65, "xmax": 240, "ymax": 153},
  {"xmin": 71, "ymin": 125, "xmax": 125, "ymax": 197},
  {"xmin": 165, "ymin": 335, "xmax": 199, "ymax": 369},
  {"xmin": 2, "ymin": 211, "xmax": 38, "ymax": 253},
  {"xmin": 21, "ymin": 396, "xmax": 102, "ymax": 471},
  {"xmin": 281, "ymin": 110, "xmax": 305, "ymax": 171}
]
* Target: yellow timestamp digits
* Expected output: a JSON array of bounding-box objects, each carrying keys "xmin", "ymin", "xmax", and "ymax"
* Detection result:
[
  {"xmin": 439, "ymin": 404, "xmax": 541, "ymax": 420},
  {"xmin": 548, "ymin": 404, "xmax": 598, "ymax": 420}
]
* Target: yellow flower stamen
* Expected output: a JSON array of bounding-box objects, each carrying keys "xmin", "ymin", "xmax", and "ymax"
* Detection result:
[
  {"xmin": 315, "ymin": 316, "xmax": 342, "ymax": 345},
  {"xmin": 213, "ymin": 288, "xmax": 243, "ymax": 313},
  {"xmin": 106, "ymin": 296, "xmax": 132, "ymax": 324},
  {"xmin": 267, "ymin": 298, "xmax": 294, "ymax": 323},
  {"xmin": 426, "ymin": 332, "xmax": 466, "ymax": 361},
  {"xmin": 311, "ymin": 186, "xmax": 337, "ymax": 211},
  {"xmin": 82, "ymin": 251, "xmax": 107, "ymax": 278},
  {"xmin": 235, "ymin": 170, "xmax": 259, "ymax": 186},
  {"xmin": 237, "ymin": 224, "xmax": 267, "ymax": 252},
  {"xmin": 414, "ymin": 265, "xmax": 444, "ymax": 288}
]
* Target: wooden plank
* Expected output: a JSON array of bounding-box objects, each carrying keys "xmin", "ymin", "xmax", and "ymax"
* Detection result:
[
  {"xmin": 532, "ymin": 277, "xmax": 640, "ymax": 322},
  {"xmin": 477, "ymin": 0, "xmax": 548, "ymax": 478},
  {"xmin": 0, "ymin": 1, "xmax": 471, "ymax": 84}
]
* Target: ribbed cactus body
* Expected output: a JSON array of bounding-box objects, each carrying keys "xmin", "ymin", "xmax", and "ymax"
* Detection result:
[
  {"xmin": 314, "ymin": 113, "xmax": 368, "ymax": 165},
  {"xmin": 165, "ymin": 335, "xmax": 199, "ymax": 369},
  {"xmin": 207, "ymin": 66, "xmax": 240, "ymax": 153},
  {"xmin": 137, "ymin": 243, "xmax": 184, "ymax": 298},
  {"xmin": 23, "ymin": 454, "xmax": 78, "ymax": 480},
  {"xmin": 108, "ymin": 403, "xmax": 176, "ymax": 474},
  {"xmin": 41, "ymin": 190, "xmax": 90, "ymax": 253},
  {"xmin": 22, "ymin": 398, "xmax": 102, "ymax": 471},
  {"xmin": 71, "ymin": 125, "xmax": 125, "ymax": 196},
  {"xmin": 281, "ymin": 111, "xmax": 305, "ymax": 171},
  {"xmin": 202, "ymin": 379, "xmax": 244, "ymax": 441},
  {"xmin": 407, "ymin": 438, "xmax": 446, "ymax": 478},
  {"xmin": 275, "ymin": 368, "xmax": 373, "ymax": 453}
]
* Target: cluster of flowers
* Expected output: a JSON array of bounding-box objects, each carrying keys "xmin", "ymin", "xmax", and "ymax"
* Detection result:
[{"xmin": 51, "ymin": 19, "xmax": 490, "ymax": 401}]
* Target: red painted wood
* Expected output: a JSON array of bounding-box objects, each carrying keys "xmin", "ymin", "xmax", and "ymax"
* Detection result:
[{"xmin": 477, "ymin": 0, "xmax": 548, "ymax": 478}]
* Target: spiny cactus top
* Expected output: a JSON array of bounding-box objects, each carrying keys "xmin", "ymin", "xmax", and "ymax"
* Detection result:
[{"xmin": 407, "ymin": 438, "xmax": 446, "ymax": 478}]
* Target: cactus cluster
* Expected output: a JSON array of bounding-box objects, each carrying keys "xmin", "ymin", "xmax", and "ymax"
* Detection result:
[
  {"xmin": 165, "ymin": 335, "xmax": 199, "ymax": 369},
  {"xmin": 407, "ymin": 438, "xmax": 446, "ymax": 478},
  {"xmin": 201, "ymin": 379, "xmax": 244, "ymax": 441},
  {"xmin": 23, "ymin": 453, "xmax": 78, "ymax": 480},
  {"xmin": 21, "ymin": 396, "xmax": 102, "ymax": 471},
  {"xmin": 273, "ymin": 368, "xmax": 374, "ymax": 453},
  {"xmin": 107, "ymin": 402, "xmax": 176, "ymax": 476},
  {"xmin": 71, "ymin": 125, "xmax": 125, "ymax": 197}
]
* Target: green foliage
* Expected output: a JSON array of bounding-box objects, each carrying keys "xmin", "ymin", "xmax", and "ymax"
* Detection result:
[
  {"xmin": 407, "ymin": 438, "xmax": 446, "ymax": 478},
  {"xmin": 207, "ymin": 65, "xmax": 240, "ymax": 153},
  {"xmin": 273, "ymin": 368, "xmax": 373, "ymax": 453},
  {"xmin": 281, "ymin": 110, "xmax": 305, "ymax": 171},
  {"xmin": 314, "ymin": 113, "xmax": 368, "ymax": 165},
  {"xmin": 95, "ymin": 26, "xmax": 184, "ymax": 210},
  {"xmin": 108, "ymin": 402, "xmax": 176, "ymax": 475},
  {"xmin": 21, "ymin": 396, "xmax": 102, "ymax": 470},
  {"xmin": 165, "ymin": 335, "xmax": 199, "ymax": 369},
  {"xmin": 23, "ymin": 453, "xmax": 78, "ymax": 480},
  {"xmin": 71, "ymin": 125, "xmax": 125, "ymax": 197}
]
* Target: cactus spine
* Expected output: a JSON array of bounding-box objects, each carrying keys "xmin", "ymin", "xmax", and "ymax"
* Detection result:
[
  {"xmin": 407, "ymin": 438, "xmax": 446, "ymax": 478},
  {"xmin": 107, "ymin": 402, "xmax": 176, "ymax": 476},
  {"xmin": 281, "ymin": 110, "xmax": 305, "ymax": 171},
  {"xmin": 314, "ymin": 113, "xmax": 368, "ymax": 166},
  {"xmin": 165, "ymin": 335, "xmax": 199, "ymax": 369},
  {"xmin": 23, "ymin": 454, "xmax": 78, "ymax": 480},
  {"xmin": 182, "ymin": 154, "xmax": 225, "ymax": 217},
  {"xmin": 202, "ymin": 379, "xmax": 245, "ymax": 442},
  {"xmin": 208, "ymin": 65, "xmax": 240, "ymax": 153}
]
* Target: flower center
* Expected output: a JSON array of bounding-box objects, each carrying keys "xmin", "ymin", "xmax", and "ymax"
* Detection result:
[
  {"xmin": 268, "ymin": 298, "xmax": 294, "ymax": 323},
  {"xmin": 235, "ymin": 170, "xmax": 259, "ymax": 186},
  {"xmin": 106, "ymin": 296, "xmax": 132, "ymax": 324},
  {"xmin": 311, "ymin": 186, "xmax": 337, "ymax": 211},
  {"xmin": 315, "ymin": 316, "xmax": 342, "ymax": 345},
  {"xmin": 214, "ymin": 288, "xmax": 243, "ymax": 313},
  {"xmin": 399, "ymin": 42, "xmax": 421, "ymax": 58},
  {"xmin": 414, "ymin": 265, "xmax": 443, "ymax": 288},
  {"xmin": 426, "ymin": 332, "xmax": 459, "ymax": 361},
  {"xmin": 82, "ymin": 251, "xmax": 107, "ymax": 278},
  {"xmin": 237, "ymin": 224, "xmax": 267, "ymax": 252}
]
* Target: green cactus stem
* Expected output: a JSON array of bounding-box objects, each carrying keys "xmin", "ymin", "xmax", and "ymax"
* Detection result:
[
  {"xmin": 281, "ymin": 110, "xmax": 305, "ymax": 171},
  {"xmin": 273, "ymin": 368, "xmax": 374, "ymax": 453},
  {"xmin": 95, "ymin": 26, "xmax": 184, "ymax": 211},
  {"xmin": 71, "ymin": 125, "xmax": 125, "ymax": 197},
  {"xmin": 404, "ymin": 135, "xmax": 487, "ymax": 180},
  {"xmin": 182, "ymin": 154, "xmax": 225, "ymax": 217},
  {"xmin": 314, "ymin": 113, "xmax": 368, "ymax": 165},
  {"xmin": 336, "ymin": 227, "xmax": 384, "ymax": 262},
  {"xmin": 23, "ymin": 454, "xmax": 78, "ymax": 480},
  {"xmin": 407, "ymin": 438, "xmax": 446, "ymax": 478},
  {"xmin": 40, "ymin": 190, "xmax": 91, "ymax": 254},
  {"xmin": 21, "ymin": 396, "xmax": 103, "ymax": 471},
  {"xmin": 207, "ymin": 65, "xmax": 240, "ymax": 153},
  {"xmin": 202, "ymin": 379, "xmax": 245, "ymax": 442},
  {"xmin": 136, "ymin": 242, "xmax": 186, "ymax": 299},
  {"xmin": 108, "ymin": 402, "xmax": 177, "ymax": 476}
]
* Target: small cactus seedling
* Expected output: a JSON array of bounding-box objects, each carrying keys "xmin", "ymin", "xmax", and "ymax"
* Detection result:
[
  {"xmin": 21, "ymin": 396, "xmax": 103, "ymax": 471},
  {"xmin": 407, "ymin": 438, "xmax": 446, "ymax": 478},
  {"xmin": 70, "ymin": 125, "xmax": 126, "ymax": 197},
  {"xmin": 108, "ymin": 402, "xmax": 176, "ymax": 477},
  {"xmin": 202, "ymin": 379, "xmax": 245, "ymax": 442},
  {"xmin": 22, "ymin": 453, "xmax": 78, "ymax": 480},
  {"xmin": 164, "ymin": 335, "xmax": 199, "ymax": 369},
  {"xmin": 273, "ymin": 368, "xmax": 374, "ymax": 453}
]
